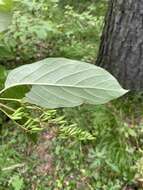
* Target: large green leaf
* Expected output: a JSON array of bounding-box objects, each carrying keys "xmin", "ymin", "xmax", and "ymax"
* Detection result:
[{"xmin": 1, "ymin": 58, "xmax": 128, "ymax": 108}]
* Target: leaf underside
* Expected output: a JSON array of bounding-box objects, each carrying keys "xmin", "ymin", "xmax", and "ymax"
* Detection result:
[{"xmin": 3, "ymin": 58, "xmax": 128, "ymax": 108}]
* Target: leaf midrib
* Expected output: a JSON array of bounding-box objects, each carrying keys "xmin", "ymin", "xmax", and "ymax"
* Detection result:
[{"xmin": 0, "ymin": 82, "xmax": 127, "ymax": 95}]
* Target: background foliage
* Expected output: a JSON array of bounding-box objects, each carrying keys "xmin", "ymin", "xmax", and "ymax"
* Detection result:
[
  {"xmin": 1, "ymin": 0, "xmax": 143, "ymax": 190},
  {"xmin": 0, "ymin": 0, "xmax": 106, "ymax": 68}
]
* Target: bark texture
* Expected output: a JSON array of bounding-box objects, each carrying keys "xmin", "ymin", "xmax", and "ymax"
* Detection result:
[{"xmin": 96, "ymin": 0, "xmax": 143, "ymax": 90}]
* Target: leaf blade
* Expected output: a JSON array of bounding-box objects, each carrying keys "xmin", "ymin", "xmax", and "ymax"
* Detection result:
[{"xmin": 3, "ymin": 58, "xmax": 128, "ymax": 108}]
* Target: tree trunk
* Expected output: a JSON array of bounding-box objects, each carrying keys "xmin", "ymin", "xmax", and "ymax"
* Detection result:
[{"xmin": 96, "ymin": 0, "xmax": 143, "ymax": 90}]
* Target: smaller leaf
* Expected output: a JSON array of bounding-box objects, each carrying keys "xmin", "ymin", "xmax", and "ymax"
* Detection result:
[
  {"xmin": 10, "ymin": 175, "xmax": 24, "ymax": 190},
  {"xmin": 0, "ymin": 43, "xmax": 13, "ymax": 58}
]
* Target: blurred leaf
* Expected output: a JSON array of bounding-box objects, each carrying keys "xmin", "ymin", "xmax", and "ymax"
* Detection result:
[
  {"xmin": 0, "ymin": 43, "xmax": 13, "ymax": 58},
  {"xmin": 11, "ymin": 175, "xmax": 24, "ymax": 190},
  {"xmin": 0, "ymin": 12, "xmax": 12, "ymax": 32},
  {"xmin": 0, "ymin": 0, "xmax": 14, "ymax": 32}
]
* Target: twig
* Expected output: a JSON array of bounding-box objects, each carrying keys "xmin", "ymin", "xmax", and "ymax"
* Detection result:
[
  {"xmin": 0, "ymin": 97, "xmax": 21, "ymax": 103},
  {"xmin": 0, "ymin": 102, "xmax": 15, "ymax": 112},
  {"xmin": 2, "ymin": 163, "xmax": 25, "ymax": 171}
]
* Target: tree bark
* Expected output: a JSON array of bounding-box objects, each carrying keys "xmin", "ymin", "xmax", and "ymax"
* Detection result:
[{"xmin": 96, "ymin": 0, "xmax": 143, "ymax": 90}]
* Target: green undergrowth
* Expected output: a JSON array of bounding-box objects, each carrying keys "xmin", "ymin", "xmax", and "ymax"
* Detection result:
[
  {"xmin": 1, "ymin": 100, "xmax": 143, "ymax": 189},
  {"xmin": 0, "ymin": 0, "xmax": 107, "ymax": 68}
]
